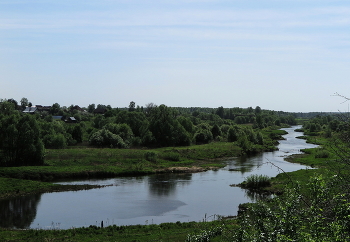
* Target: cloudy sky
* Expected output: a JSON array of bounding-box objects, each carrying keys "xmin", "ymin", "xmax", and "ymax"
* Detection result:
[{"xmin": 1, "ymin": 0, "xmax": 350, "ymax": 112}]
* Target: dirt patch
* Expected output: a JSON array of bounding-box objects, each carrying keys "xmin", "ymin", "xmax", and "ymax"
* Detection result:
[{"xmin": 157, "ymin": 166, "xmax": 210, "ymax": 173}]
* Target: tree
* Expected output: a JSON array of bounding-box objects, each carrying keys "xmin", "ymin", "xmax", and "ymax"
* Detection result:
[
  {"xmin": 87, "ymin": 103, "xmax": 95, "ymax": 113},
  {"xmin": 50, "ymin": 103, "xmax": 61, "ymax": 115},
  {"xmin": 228, "ymin": 125, "xmax": 241, "ymax": 142},
  {"xmin": 20, "ymin": 97, "xmax": 29, "ymax": 110},
  {"xmin": 211, "ymin": 124, "xmax": 222, "ymax": 139},
  {"xmin": 178, "ymin": 116, "xmax": 195, "ymax": 134},
  {"xmin": 128, "ymin": 101, "xmax": 136, "ymax": 112},
  {"xmin": 115, "ymin": 111, "xmax": 148, "ymax": 137},
  {"xmin": 7, "ymin": 98, "xmax": 18, "ymax": 110},
  {"xmin": 71, "ymin": 125, "xmax": 83, "ymax": 143},
  {"xmin": 145, "ymin": 102, "xmax": 157, "ymax": 116},
  {"xmin": 0, "ymin": 112, "xmax": 44, "ymax": 166},
  {"xmin": 89, "ymin": 129, "xmax": 127, "ymax": 148},
  {"xmin": 254, "ymin": 106, "xmax": 261, "ymax": 114},
  {"xmin": 149, "ymin": 105, "xmax": 191, "ymax": 146},
  {"xmin": 216, "ymin": 106, "xmax": 225, "ymax": 118},
  {"xmin": 103, "ymin": 123, "xmax": 134, "ymax": 146}
]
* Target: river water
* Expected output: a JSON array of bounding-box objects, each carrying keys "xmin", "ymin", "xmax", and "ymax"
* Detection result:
[{"xmin": 0, "ymin": 126, "xmax": 318, "ymax": 229}]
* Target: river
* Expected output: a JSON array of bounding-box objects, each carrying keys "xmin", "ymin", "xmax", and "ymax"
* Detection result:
[{"xmin": 0, "ymin": 126, "xmax": 318, "ymax": 229}]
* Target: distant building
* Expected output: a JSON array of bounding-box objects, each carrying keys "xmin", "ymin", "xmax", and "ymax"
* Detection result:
[
  {"xmin": 22, "ymin": 106, "xmax": 38, "ymax": 114},
  {"xmin": 36, "ymin": 105, "xmax": 51, "ymax": 112},
  {"xmin": 66, "ymin": 117, "xmax": 78, "ymax": 123}
]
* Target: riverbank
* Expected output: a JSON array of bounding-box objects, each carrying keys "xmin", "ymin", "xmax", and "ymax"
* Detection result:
[
  {"xmin": 0, "ymin": 219, "xmax": 238, "ymax": 242},
  {"xmin": 250, "ymin": 132, "xmax": 346, "ymax": 195},
  {"xmin": 0, "ymin": 177, "xmax": 113, "ymax": 199},
  {"xmin": 0, "ymin": 126, "xmax": 287, "ymax": 199}
]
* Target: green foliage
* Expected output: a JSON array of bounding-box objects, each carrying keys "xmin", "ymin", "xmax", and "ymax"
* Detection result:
[
  {"xmin": 186, "ymin": 225, "xmax": 223, "ymax": 242},
  {"xmin": 227, "ymin": 125, "xmax": 241, "ymax": 142},
  {"xmin": 0, "ymin": 110, "xmax": 44, "ymax": 166},
  {"xmin": 231, "ymin": 175, "xmax": 350, "ymax": 241},
  {"xmin": 237, "ymin": 135, "xmax": 253, "ymax": 153},
  {"xmin": 89, "ymin": 129, "xmax": 127, "ymax": 148},
  {"xmin": 43, "ymin": 133, "xmax": 67, "ymax": 149},
  {"xmin": 256, "ymin": 131, "xmax": 264, "ymax": 145},
  {"xmin": 149, "ymin": 104, "xmax": 192, "ymax": 146},
  {"xmin": 0, "ymin": 220, "xmax": 226, "ymax": 242},
  {"xmin": 211, "ymin": 124, "xmax": 222, "ymax": 140},
  {"xmin": 194, "ymin": 129, "xmax": 213, "ymax": 144},
  {"xmin": 315, "ymin": 148, "xmax": 330, "ymax": 158}
]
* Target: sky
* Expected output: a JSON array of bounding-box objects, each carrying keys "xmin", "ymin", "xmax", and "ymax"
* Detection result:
[{"xmin": 1, "ymin": 0, "xmax": 350, "ymax": 112}]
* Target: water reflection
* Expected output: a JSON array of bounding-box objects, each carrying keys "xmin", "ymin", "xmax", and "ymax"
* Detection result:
[
  {"xmin": 0, "ymin": 194, "xmax": 41, "ymax": 229},
  {"xmin": 226, "ymin": 154, "xmax": 264, "ymax": 174},
  {"xmin": 148, "ymin": 173, "xmax": 192, "ymax": 197},
  {"xmin": 245, "ymin": 190, "xmax": 273, "ymax": 202}
]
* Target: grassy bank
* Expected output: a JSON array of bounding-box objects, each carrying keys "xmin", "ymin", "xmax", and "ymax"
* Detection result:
[
  {"xmin": 0, "ymin": 142, "xmax": 245, "ymax": 198},
  {"xmin": 0, "ymin": 220, "xmax": 237, "ymax": 242},
  {"xmin": 262, "ymin": 133, "xmax": 347, "ymax": 194},
  {"xmin": 0, "ymin": 177, "xmax": 112, "ymax": 199},
  {"xmin": 0, "ymin": 142, "xmax": 245, "ymax": 182}
]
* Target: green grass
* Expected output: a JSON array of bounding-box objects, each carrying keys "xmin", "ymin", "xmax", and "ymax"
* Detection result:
[
  {"xmin": 0, "ymin": 177, "xmax": 55, "ymax": 198},
  {"xmin": 0, "ymin": 177, "xmax": 107, "ymax": 199},
  {"xmin": 0, "ymin": 220, "xmax": 237, "ymax": 242},
  {"xmin": 0, "ymin": 143, "xmax": 244, "ymax": 182}
]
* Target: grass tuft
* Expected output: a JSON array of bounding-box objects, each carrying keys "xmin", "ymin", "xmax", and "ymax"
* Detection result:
[{"xmin": 241, "ymin": 174, "xmax": 271, "ymax": 189}]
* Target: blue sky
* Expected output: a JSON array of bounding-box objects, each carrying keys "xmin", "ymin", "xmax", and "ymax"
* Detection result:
[{"xmin": 1, "ymin": 0, "xmax": 350, "ymax": 112}]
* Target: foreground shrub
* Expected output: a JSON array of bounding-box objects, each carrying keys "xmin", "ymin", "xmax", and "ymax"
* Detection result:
[{"xmin": 231, "ymin": 175, "xmax": 350, "ymax": 241}]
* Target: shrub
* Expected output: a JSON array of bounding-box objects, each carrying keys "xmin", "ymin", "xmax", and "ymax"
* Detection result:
[
  {"xmin": 89, "ymin": 129, "xmax": 127, "ymax": 148},
  {"xmin": 315, "ymin": 148, "xmax": 330, "ymax": 158},
  {"xmin": 194, "ymin": 129, "xmax": 213, "ymax": 144}
]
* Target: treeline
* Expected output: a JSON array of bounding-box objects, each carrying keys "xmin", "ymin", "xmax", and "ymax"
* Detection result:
[
  {"xmin": 0, "ymin": 98, "xmax": 297, "ymax": 167},
  {"xmin": 300, "ymin": 114, "xmax": 348, "ymax": 137}
]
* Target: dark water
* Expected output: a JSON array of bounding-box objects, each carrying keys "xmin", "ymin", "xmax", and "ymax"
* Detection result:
[{"xmin": 1, "ymin": 126, "xmax": 318, "ymax": 229}]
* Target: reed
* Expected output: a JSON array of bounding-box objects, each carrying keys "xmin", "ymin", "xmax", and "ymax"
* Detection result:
[{"xmin": 241, "ymin": 174, "xmax": 271, "ymax": 189}]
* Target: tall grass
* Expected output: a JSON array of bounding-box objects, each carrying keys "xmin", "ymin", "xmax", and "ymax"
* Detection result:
[{"xmin": 241, "ymin": 174, "xmax": 271, "ymax": 189}]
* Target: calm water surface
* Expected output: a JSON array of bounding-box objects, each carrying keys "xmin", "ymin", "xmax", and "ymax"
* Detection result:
[{"xmin": 1, "ymin": 126, "xmax": 318, "ymax": 229}]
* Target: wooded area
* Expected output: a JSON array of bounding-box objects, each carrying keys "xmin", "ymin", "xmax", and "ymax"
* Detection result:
[{"xmin": 0, "ymin": 98, "xmax": 297, "ymax": 167}]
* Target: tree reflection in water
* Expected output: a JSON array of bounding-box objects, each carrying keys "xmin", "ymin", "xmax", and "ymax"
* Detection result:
[
  {"xmin": 245, "ymin": 190, "xmax": 273, "ymax": 202},
  {"xmin": 148, "ymin": 173, "xmax": 192, "ymax": 197},
  {"xmin": 0, "ymin": 193, "xmax": 42, "ymax": 229}
]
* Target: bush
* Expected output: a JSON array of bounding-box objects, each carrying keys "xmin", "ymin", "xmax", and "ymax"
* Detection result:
[
  {"xmin": 194, "ymin": 129, "xmax": 213, "ymax": 144},
  {"xmin": 43, "ymin": 134, "xmax": 67, "ymax": 149},
  {"xmin": 89, "ymin": 129, "xmax": 127, "ymax": 148},
  {"xmin": 315, "ymin": 148, "xmax": 330, "ymax": 158}
]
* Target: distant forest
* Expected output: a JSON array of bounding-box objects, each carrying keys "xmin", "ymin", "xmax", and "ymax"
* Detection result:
[{"xmin": 0, "ymin": 97, "xmax": 340, "ymax": 167}]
